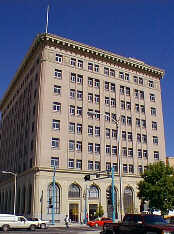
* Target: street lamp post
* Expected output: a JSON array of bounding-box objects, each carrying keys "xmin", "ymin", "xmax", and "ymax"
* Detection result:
[
  {"xmin": 88, "ymin": 111, "xmax": 123, "ymax": 221},
  {"xmin": 1, "ymin": 171, "xmax": 17, "ymax": 215}
]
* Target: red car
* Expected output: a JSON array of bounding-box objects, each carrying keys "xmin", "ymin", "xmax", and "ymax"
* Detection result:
[{"xmin": 87, "ymin": 217, "xmax": 113, "ymax": 227}]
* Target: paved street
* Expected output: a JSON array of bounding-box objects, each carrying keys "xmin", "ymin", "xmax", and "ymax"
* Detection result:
[{"xmin": 0, "ymin": 226, "xmax": 102, "ymax": 234}]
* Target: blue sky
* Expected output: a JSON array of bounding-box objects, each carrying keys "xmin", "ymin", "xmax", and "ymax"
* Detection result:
[{"xmin": 0, "ymin": 0, "xmax": 174, "ymax": 156}]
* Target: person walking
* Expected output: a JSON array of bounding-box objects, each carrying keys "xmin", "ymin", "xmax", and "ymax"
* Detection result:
[{"xmin": 64, "ymin": 215, "xmax": 69, "ymax": 229}]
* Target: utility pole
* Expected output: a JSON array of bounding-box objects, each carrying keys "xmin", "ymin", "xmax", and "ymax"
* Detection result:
[
  {"xmin": 111, "ymin": 167, "xmax": 115, "ymax": 222},
  {"xmin": 84, "ymin": 185, "xmax": 88, "ymax": 224}
]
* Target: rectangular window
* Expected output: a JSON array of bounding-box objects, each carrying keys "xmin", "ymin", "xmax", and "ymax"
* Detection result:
[
  {"xmin": 125, "ymin": 73, "xmax": 129, "ymax": 81},
  {"xmin": 106, "ymin": 128, "xmax": 110, "ymax": 138},
  {"xmin": 88, "ymin": 93, "xmax": 93, "ymax": 102},
  {"xmin": 105, "ymin": 97, "xmax": 110, "ymax": 105},
  {"xmin": 134, "ymin": 76, "xmax": 138, "ymax": 83},
  {"xmin": 70, "ymin": 89, "xmax": 75, "ymax": 99},
  {"xmin": 127, "ymin": 117, "xmax": 132, "ymax": 126},
  {"xmin": 121, "ymin": 100, "xmax": 125, "ymax": 110},
  {"xmin": 122, "ymin": 131, "xmax": 126, "ymax": 140},
  {"xmin": 77, "ymin": 74, "xmax": 83, "ymax": 84},
  {"xmin": 95, "ymin": 161, "xmax": 100, "ymax": 170},
  {"xmin": 112, "ymin": 146, "xmax": 117, "ymax": 156},
  {"xmin": 113, "ymin": 163, "xmax": 118, "ymax": 172},
  {"xmin": 153, "ymin": 136, "xmax": 158, "ymax": 145},
  {"xmin": 95, "ymin": 110, "xmax": 100, "ymax": 120},
  {"xmin": 134, "ymin": 89, "xmax": 139, "ymax": 98},
  {"xmin": 69, "ymin": 140, "xmax": 75, "ymax": 151},
  {"xmin": 140, "ymin": 105, "xmax": 145, "ymax": 114},
  {"xmin": 140, "ymin": 91, "xmax": 144, "ymax": 99},
  {"xmin": 53, "ymin": 102, "xmax": 61, "ymax": 112},
  {"xmin": 94, "ymin": 79, "xmax": 100, "ymax": 88},
  {"xmin": 141, "ymin": 120, "xmax": 146, "ymax": 128},
  {"xmin": 110, "ymin": 69, "xmax": 115, "ymax": 77},
  {"xmin": 139, "ymin": 77, "xmax": 143, "ymax": 85},
  {"xmin": 52, "ymin": 119, "xmax": 60, "ymax": 130},
  {"xmin": 77, "ymin": 91, "xmax": 83, "ymax": 100},
  {"xmin": 88, "ymin": 63, "xmax": 93, "ymax": 71},
  {"xmin": 69, "ymin": 105, "xmax": 75, "ymax": 115},
  {"xmin": 105, "ymin": 112, "xmax": 110, "ymax": 121},
  {"xmin": 105, "ymin": 81, "xmax": 109, "ymax": 90},
  {"xmin": 128, "ymin": 132, "xmax": 132, "ymax": 141},
  {"xmin": 137, "ymin": 134, "xmax": 141, "ymax": 143},
  {"xmin": 106, "ymin": 145, "xmax": 111, "ymax": 155},
  {"xmin": 88, "ymin": 143, "xmax": 93, "ymax": 153},
  {"xmin": 52, "ymin": 138, "xmax": 59, "ymax": 148},
  {"xmin": 76, "ymin": 141, "xmax": 82, "ymax": 152},
  {"xmin": 150, "ymin": 93, "xmax": 155, "ymax": 102},
  {"xmin": 70, "ymin": 58, "xmax": 76, "ymax": 66},
  {"xmin": 78, "ymin": 60, "xmax": 83, "ymax": 68},
  {"xmin": 88, "ymin": 77, "xmax": 93, "ymax": 87},
  {"xmin": 76, "ymin": 160, "xmax": 82, "ymax": 169},
  {"xmin": 119, "ymin": 72, "xmax": 124, "ymax": 79},
  {"xmin": 69, "ymin": 122, "xmax": 75, "ymax": 133},
  {"xmin": 111, "ymin": 83, "xmax": 115, "ymax": 92},
  {"xmin": 77, "ymin": 124, "xmax": 82, "ymax": 134},
  {"xmin": 71, "ymin": 73, "xmax": 76, "ymax": 83},
  {"xmin": 104, "ymin": 67, "xmax": 109, "ymax": 76},
  {"xmin": 151, "ymin": 107, "xmax": 156, "ymax": 116},
  {"xmin": 138, "ymin": 149, "xmax": 142, "ymax": 158},
  {"xmin": 95, "ymin": 127, "xmax": 100, "ymax": 136},
  {"xmin": 56, "ymin": 54, "xmax": 62, "ymax": 63},
  {"xmin": 94, "ymin": 64, "xmax": 99, "ymax": 72},
  {"xmin": 106, "ymin": 162, "xmax": 111, "ymax": 172},
  {"xmin": 68, "ymin": 159, "xmax": 74, "ymax": 168},
  {"xmin": 122, "ymin": 147, "xmax": 127, "ymax": 157},
  {"xmin": 95, "ymin": 144, "xmax": 100, "ymax": 154},
  {"xmin": 51, "ymin": 157, "xmax": 59, "ymax": 168},
  {"xmin": 88, "ymin": 109, "xmax": 94, "ymax": 119},
  {"xmin": 149, "ymin": 80, "xmax": 154, "ymax": 88},
  {"xmin": 143, "ymin": 150, "xmax": 148, "ymax": 159},
  {"xmin": 95, "ymin": 95, "xmax": 100, "ymax": 104},
  {"xmin": 154, "ymin": 151, "xmax": 159, "ymax": 160},
  {"xmin": 112, "ymin": 129, "xmax": 117, "ymax": 138},
  {"xmin": 123, "ymin": 164, "xmax": 128, "ymax": 173},
  {"xmin": 138, "ymin": 165, "xmax": 143, "ymax": 174},
  {"xmin": 54, "ymin": 69, "xmax": 62, "ymax": 79},
  {"xmin": 129, "ymin": 164, "xmax": 134, "ymax": 173},
  {"xmin": 142, "ymin": 135, "xmax": 147, "ymax": 144},
  {"xmin": 136, "ymin": 118, "xmax": 140, "ymax": 127},
  {"xmin": 77, "ymin": 106, "xmax": 82, "ymax": 116},
  {"xmin": 126, "ymin": 87, "xmax": 130, "ymax": 96},
  {"xmin": 152, "ymin": 121, "xmax": 157, "ymax": 130},
  {"xmin": 135, "ymin": 104, "xmax": 139, "ymax": 112},
  {"xmin": 111, "ymin": 98, "xmax": 116, "ymax": 107},
  {"xmin": 54, "ymin": 85, "xmax": 61, "ymax": 95},
  {"xmin": 128, "ymin": 148, "xmax": 133, "ymax": 157},
  {"xmin": 126, "ymin": 101, "xmax": 131, "ymax": 110},
  {"xmin": 121, "ymin": 115, "xmax": 126, "ymax": 125},
  {"xmin": 88, "ymin": 125, "xmax": 93, "ymax": 135},
  {"xmin": 120, "ymin": 86, "xmax": 124, "ymax": 95},
  {"xmin": 88, "ymin": 161, "xmax": 93, "ymax": 170}
]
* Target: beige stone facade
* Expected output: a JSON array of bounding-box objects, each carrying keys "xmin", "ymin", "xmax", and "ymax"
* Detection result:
[{"xmin": 0, "ymin": 33, "xmax": 166, "ymax": 222}]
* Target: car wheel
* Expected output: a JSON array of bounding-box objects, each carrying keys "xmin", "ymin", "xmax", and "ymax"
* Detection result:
[
  {"xmin": 2, "ymin": 225, "xmax": 9, "ymax": 232},
  {"xmin": 30, "ymin": 224, "xmax": 36, "ymax": 231},
  {"xmin": 40, "ymin": 223, "xmax": 46, "ymax": 229},
  {"xmin": 95, "ymin": 223, "xmax": 99, "ymax": 227}
]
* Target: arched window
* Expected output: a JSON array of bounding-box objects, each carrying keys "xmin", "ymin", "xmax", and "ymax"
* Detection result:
[
  {"xmin": 27, "ymin": 184, "xmax": 32, "ymax": 215},
  {"xmin": 106, "ymin": 186, "xmax": 118, "ymax": 218},
  {"xmin": 68, "ymin": 184, "xmax": 80, "ymax": 198},
  {"xmin": 123, "ymin": 186, "xmax": 134, "ymax": 214},
  {"xmin": 88, "ymin": 185, "xmax": 99, "ymax": 199},
  {"xmin": 48, "ymin": 183, "xmax": 60, "ymax": 214}
]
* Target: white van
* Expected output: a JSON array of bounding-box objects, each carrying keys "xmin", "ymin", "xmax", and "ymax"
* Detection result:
[{"xmin": 0, "ymin": 214, "xmax": 37, "ymax": 232}]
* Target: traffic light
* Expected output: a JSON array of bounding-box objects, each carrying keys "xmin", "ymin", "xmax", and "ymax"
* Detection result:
[
  {"xmin": 49, "ymin": 198, "xmax": 53, "ymax": 208},
  {"xmin": 84, "ymin": 175, "xmax": 90, "ymax": 181},
  {"xmin": 106, "ymin": 190, "xmax": 112, "ymax": 205}
]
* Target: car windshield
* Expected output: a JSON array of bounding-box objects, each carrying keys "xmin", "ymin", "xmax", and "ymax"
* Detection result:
[{"xmin": 144, "ymin": 215, "xmax": 167, "ymax": 225}]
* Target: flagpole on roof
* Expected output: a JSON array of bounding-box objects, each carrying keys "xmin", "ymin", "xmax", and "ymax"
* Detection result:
[{"xmin": 46, "ymin": 5, "xmax": 50, "ymax": 34}]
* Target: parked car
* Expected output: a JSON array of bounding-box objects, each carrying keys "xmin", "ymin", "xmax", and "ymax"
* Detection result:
[
  {"xmin": 164, "ymin": 215, "xmax": 174, "ymax": 225},
  {"xmin": 101, "ymin": 213, "xmax": 174, "ymax": 234},
  {"xmin": 87, "ymin": 217, "xmax": 112, "ymax": 227},
  {"xmin": 27, "ymin": 217, "xmax": 49, "ymax": 229}
]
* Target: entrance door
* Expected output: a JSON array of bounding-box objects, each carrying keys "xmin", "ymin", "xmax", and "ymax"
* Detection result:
[
  {"xmin": 69, "ymin": 204, "xmax": 79, "ymax": 222},
  {"xmin": 89, "ymin": 204, "xmax": 98, "ymax": 221}
]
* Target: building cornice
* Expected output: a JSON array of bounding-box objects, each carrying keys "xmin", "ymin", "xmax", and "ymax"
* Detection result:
[{"xmin": 0, "ymin": 33, "xmax": 165, "ymax": 109}]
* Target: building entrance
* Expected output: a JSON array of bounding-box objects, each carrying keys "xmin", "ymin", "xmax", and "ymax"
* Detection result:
[
  {"xmin": 69, "ymin": 203, "xmax": 79, "ymax": 222},
  {"xmin": 89, "ymin": 204, "xmax": 98, "ymax": 221}
]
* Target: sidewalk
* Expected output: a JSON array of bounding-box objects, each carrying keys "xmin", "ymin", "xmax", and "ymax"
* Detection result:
[{"xmin": 48, "ymin": 222, "xmax": 88, "ymax": 228}]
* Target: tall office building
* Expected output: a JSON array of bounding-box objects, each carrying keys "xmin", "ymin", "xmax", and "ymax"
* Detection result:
[{"xmin": 0, "ymin": 33, "xmax": 165, "ymax": 222}]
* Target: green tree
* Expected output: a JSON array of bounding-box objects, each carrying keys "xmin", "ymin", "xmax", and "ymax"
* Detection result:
[
  {"xmin": 96, "ymin": 203, "xmax": 104, "ymax": 218},
  {"xmin": 137, "ymin": 161, "xmax": 174, "ymax": 216}
]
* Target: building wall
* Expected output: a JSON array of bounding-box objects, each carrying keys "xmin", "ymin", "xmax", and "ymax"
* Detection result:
[{"xmin": 0, "ymin": 33, "xmax": 166, "ymax": 222}]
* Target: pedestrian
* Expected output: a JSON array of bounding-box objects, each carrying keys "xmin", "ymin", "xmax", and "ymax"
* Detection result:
[{"xmin": 64, "ymin": 215, "xmax": 69, "ymax": 229}]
